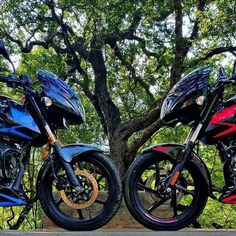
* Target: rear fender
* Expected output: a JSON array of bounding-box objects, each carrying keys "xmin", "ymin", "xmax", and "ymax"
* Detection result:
[{"xmin": 143, "ymin": 143, "xmax": 215, "ymax": 198}]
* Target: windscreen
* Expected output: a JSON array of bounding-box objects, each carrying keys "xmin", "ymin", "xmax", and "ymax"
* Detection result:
[{"xmin": 169, "ymin": 66, "xmax": 212, "ymax": 97}]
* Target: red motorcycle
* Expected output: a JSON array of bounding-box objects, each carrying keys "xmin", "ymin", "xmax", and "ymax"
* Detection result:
[{"xmin": 125, "ymin": 66, "xmax": 236, "ymax": 230}]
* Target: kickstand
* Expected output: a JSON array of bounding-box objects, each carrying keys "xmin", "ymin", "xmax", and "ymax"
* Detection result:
[
  {"xmin": 7, "ymin": 207, "xmax": 15, "ymax": 228},
  {"xmin": 9, "ymin": 195, "xmax": 38, "ymax": 230}
]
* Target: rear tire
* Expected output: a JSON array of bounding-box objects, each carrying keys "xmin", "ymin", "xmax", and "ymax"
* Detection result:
[
  {"xmin": 124, "ymin": 152, "xmax": 208, "ymax": 230},
  {"xmin": 39, "ymin": 152, "xmax": 122, "ymax": 231}
]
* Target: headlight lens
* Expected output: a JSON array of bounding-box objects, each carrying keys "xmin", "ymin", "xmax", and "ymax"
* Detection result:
[
  {"xmin": 181, "ymin": 95, "xmax": 205, "ymax": 109},
  {"xmin": 195, "ymin": 95, "xmax": 205, "ymax": 106},
  {"xmin": 42, "ymin": 97, "xmax": 53, "ymax": 106}
]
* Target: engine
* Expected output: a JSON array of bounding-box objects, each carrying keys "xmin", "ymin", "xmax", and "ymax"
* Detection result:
[
  {"xmin": 0, "ymin": 141, "xmax": 21, "ymax": 182},
  {"xmin": 219, "ymin": 140, "xmax": 236, "ymax": 187}
]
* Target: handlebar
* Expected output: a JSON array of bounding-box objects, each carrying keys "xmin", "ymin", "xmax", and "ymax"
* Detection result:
[
  {"xmin": 0, "ymin": 74, "xmax": 33, "ymax": 91},
  {"xmin": 210, "ymin": 71, "xmax": 236, "ymax": 96},
  {"xmin": 216, "ymin": 66, "xmax": 236, "ymax": 84},
  {"xmin": 0, "ymin": 75, "xmax": 9, "ymax": 83},
  {"xmin": 217, "ymin": 74, "xmax": 236, "ymax": 85}
]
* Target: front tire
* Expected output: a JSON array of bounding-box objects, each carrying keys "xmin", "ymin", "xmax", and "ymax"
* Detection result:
[
  {"xmin": 124, "ymin": 152, "xmax": 208, "ymax": 230},
  {"xmin": 39, "ymin": 152, "xmax": 122, "ymax": 231}
]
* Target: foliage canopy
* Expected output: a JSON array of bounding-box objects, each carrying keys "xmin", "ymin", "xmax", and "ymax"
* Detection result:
[{"xmin": 0, "ymin": 0, "xmax": 236, "ymax": 229}]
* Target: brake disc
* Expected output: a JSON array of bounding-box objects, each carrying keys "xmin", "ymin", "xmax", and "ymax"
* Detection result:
[
  {"xmin": 145, "ymin": 169, "xmax": 168, "ymax": 201},
  {"xmin": 59, "ymin": 170, "xmax": 98, "ymax": 209}
]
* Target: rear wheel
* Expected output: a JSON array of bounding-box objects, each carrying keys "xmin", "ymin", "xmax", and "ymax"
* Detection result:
[
  {"xmin": 124, "ymin": 152, "xmax": 208, "ymax": 230},
  {"xmin": 39, "ymin": 152, "xmax": 122, "ymax": 231}
]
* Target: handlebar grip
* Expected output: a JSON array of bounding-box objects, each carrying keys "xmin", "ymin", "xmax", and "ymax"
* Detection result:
[
  {"xmin": 0, "ymin": 75, "xmax": 9, "ymax": 83},
  {"xmin": 230, "ymin": 73, "xmax": 236, "ymax": 81}
]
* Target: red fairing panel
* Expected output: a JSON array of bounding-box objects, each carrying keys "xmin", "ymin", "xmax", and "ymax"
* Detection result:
[
  {"xmin": 221, "ymin": 195, "xmax": 236, "ymax": 204},
  {"xmin": 153, "ymin": 146, "xmax": 171, "ymax": 152},
  {"xmin": 209, "ymin": 104, "xmax": 236, "ymax": 138}
]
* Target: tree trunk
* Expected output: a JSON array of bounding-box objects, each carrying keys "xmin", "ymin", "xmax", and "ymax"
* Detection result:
[{"xmin": 108, "ymin": 133, "xmax": 130, "ymax": 177}]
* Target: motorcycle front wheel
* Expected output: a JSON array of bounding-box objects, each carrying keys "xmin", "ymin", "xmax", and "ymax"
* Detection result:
[
  {"xmin": 39, "ymin": 152, "xmax": 122, "ymax": 231},
  {"xmin": 124, "ymin": 152, "xmax": 208, "ymax": 230}
]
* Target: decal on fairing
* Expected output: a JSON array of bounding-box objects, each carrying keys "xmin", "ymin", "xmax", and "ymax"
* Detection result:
[{"xmin": 209, "ymin": 104, "xmax": 236, "ymax": 138}]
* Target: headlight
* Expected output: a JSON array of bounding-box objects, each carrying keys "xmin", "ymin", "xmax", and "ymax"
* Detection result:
[
  {"xmin": 181, "ymin": 95, "xmax": 205, "ymax": 109},
  {"xmin": 195, "ymin": 95, "xmax": 205, "ymax": 106},
  {"xmin": 42, "ymin": 97, "xmax": 53, "ymax": 107}
]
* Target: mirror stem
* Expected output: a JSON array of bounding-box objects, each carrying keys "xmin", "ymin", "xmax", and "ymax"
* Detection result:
[
  {"xmin": 9, "ymin": 59, "xmax": 16, "ymax": 74},
  {"xmin": 233, "ymin": 60, "xmax": 236, "ymax": 75}
]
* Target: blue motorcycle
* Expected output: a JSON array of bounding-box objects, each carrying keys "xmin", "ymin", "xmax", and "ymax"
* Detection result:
[{"xmin": 0, "ymin": 41, "xmax": 122, "ymax": 230}]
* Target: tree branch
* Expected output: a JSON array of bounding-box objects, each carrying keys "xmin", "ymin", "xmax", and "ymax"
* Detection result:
[
  {"xmin": 170, "ymin": 0, "xmax": 186, "ymax": 85},
  {"xmin": 191, "ymin": 46, "xmax": 236, "ymax": 66},
  {"xmin": 111, "ymin": 42, "xmax": 154, "ymax": 100},
  {"xmin": 119, "ymin": 102, "xmax": 162, "ymax": 139},
  {"xmin": 189, "ymin": 0, "xmax": 207, "ymax": 41},
  {"xmin": 170, "ymin": 0, "xmax": 208, "ymax": 85},
  {"xmin": 90, "ymin": 35, "xmax": 122, "ymax": 134},
  {"xmin": 128, "ymin": 35, "xmax": 160, "ymax": 58},
  {"xmin": 73, "ymin": 64, "xmax": 108, "ymax": 135},
  {"xmin": 128, "ymin": 118, "xmax": 163, "ymax": 161},
  {"xmin": 103, "ymin": 15, "xmax": 142, "ymax": 44},
  {"xmin": 3, "ymin": 30, "xmax": 58, "ymax": 53}
]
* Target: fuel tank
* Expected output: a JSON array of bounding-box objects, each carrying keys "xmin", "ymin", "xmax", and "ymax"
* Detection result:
[
  {"xmin": 0, "ymin": 96, "xmax": 41, "ymax": 142},
  {"xmin": 201, "ymin": 96, "xmax": 236, "ymax": 144}
]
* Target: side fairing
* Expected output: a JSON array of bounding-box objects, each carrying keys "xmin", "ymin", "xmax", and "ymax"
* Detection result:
[
  {"xmin": 202, "ymin": 104, "xmax": 236, "ymax": 144},
  {"xmin": 0, "ymin": 98, "xmax": 41, "ymax": 142},
  {"xmin": 10, "ymin": 105, "xmax": 40, "ymax": 134}
]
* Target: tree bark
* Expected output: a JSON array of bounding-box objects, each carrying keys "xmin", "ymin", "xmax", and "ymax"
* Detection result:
[{"xmin": 109, "ymin": 133, "xmax": 129, "ymax": 177}]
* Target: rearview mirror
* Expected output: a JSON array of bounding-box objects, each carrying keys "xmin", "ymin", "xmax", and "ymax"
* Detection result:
[
  {"xmin": 0, "ymin": 40, "xmax": 10, "ymax": 60},
  {"xmin": 216, "ymin": 66, "xmax": 226, "ymax": 81}
]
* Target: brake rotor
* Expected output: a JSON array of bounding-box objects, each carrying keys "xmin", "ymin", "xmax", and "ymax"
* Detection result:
[
  {"xmin": 145, "ymin": 169, "xmax": 185, "ymax": 202},
  {"xmin": 146, "ymin": 169, "xmax": 168, "ymax": 201},
  {"xmin": 60, "ymin": 170, "xmax": 98, "ymax": 209}
]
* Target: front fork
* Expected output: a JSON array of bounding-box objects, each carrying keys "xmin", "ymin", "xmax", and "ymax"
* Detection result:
[
  {"xmin": 166, "ymin": 93, "xmax": 219, "ymax": 190},
  {"xmin": 45, "ymin": 124, "xmax": 84, "ymax": 193},
  {"xmin": 166, "ymin": 123, "xmax": 203, "ymax": 189},
  {"xmin": 29, "ymin": 95, "xmax": 83, "ymax": 193}
]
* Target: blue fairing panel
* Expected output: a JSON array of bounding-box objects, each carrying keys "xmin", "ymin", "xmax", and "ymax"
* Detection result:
[
  {"xmin": 60, "ymin": 144, "xmax": 103, "ymax": 162},
  {"xmin": 0, "ymin": 193, "xmax": 25, "ymax": 207},
  {"xmin": 0, "ymin": 126, "xmax": 33, "ymax": 141},
  {"xmin": 0, "ymin": 97, "xmax": 41, "ymax": 142},
  {"xmin": 0, "ymin": 105, "xmax": 41, "ymax": 141},
  {"xmin": 10, "ymin": 106, "xmax": 40, "ymax": 134}
]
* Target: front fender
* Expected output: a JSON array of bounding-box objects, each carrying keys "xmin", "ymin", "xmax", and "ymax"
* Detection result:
[
  {"xmin": 143, "ymin": 143, "xmax": 215, "ymax": 199},
  {"xmin": 60, "ymin": 144, "xmax": 103, "ymax": 162},
  {"xmin": 36, "ymin": 144, "xmax": 103, "ymax": 194}
]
